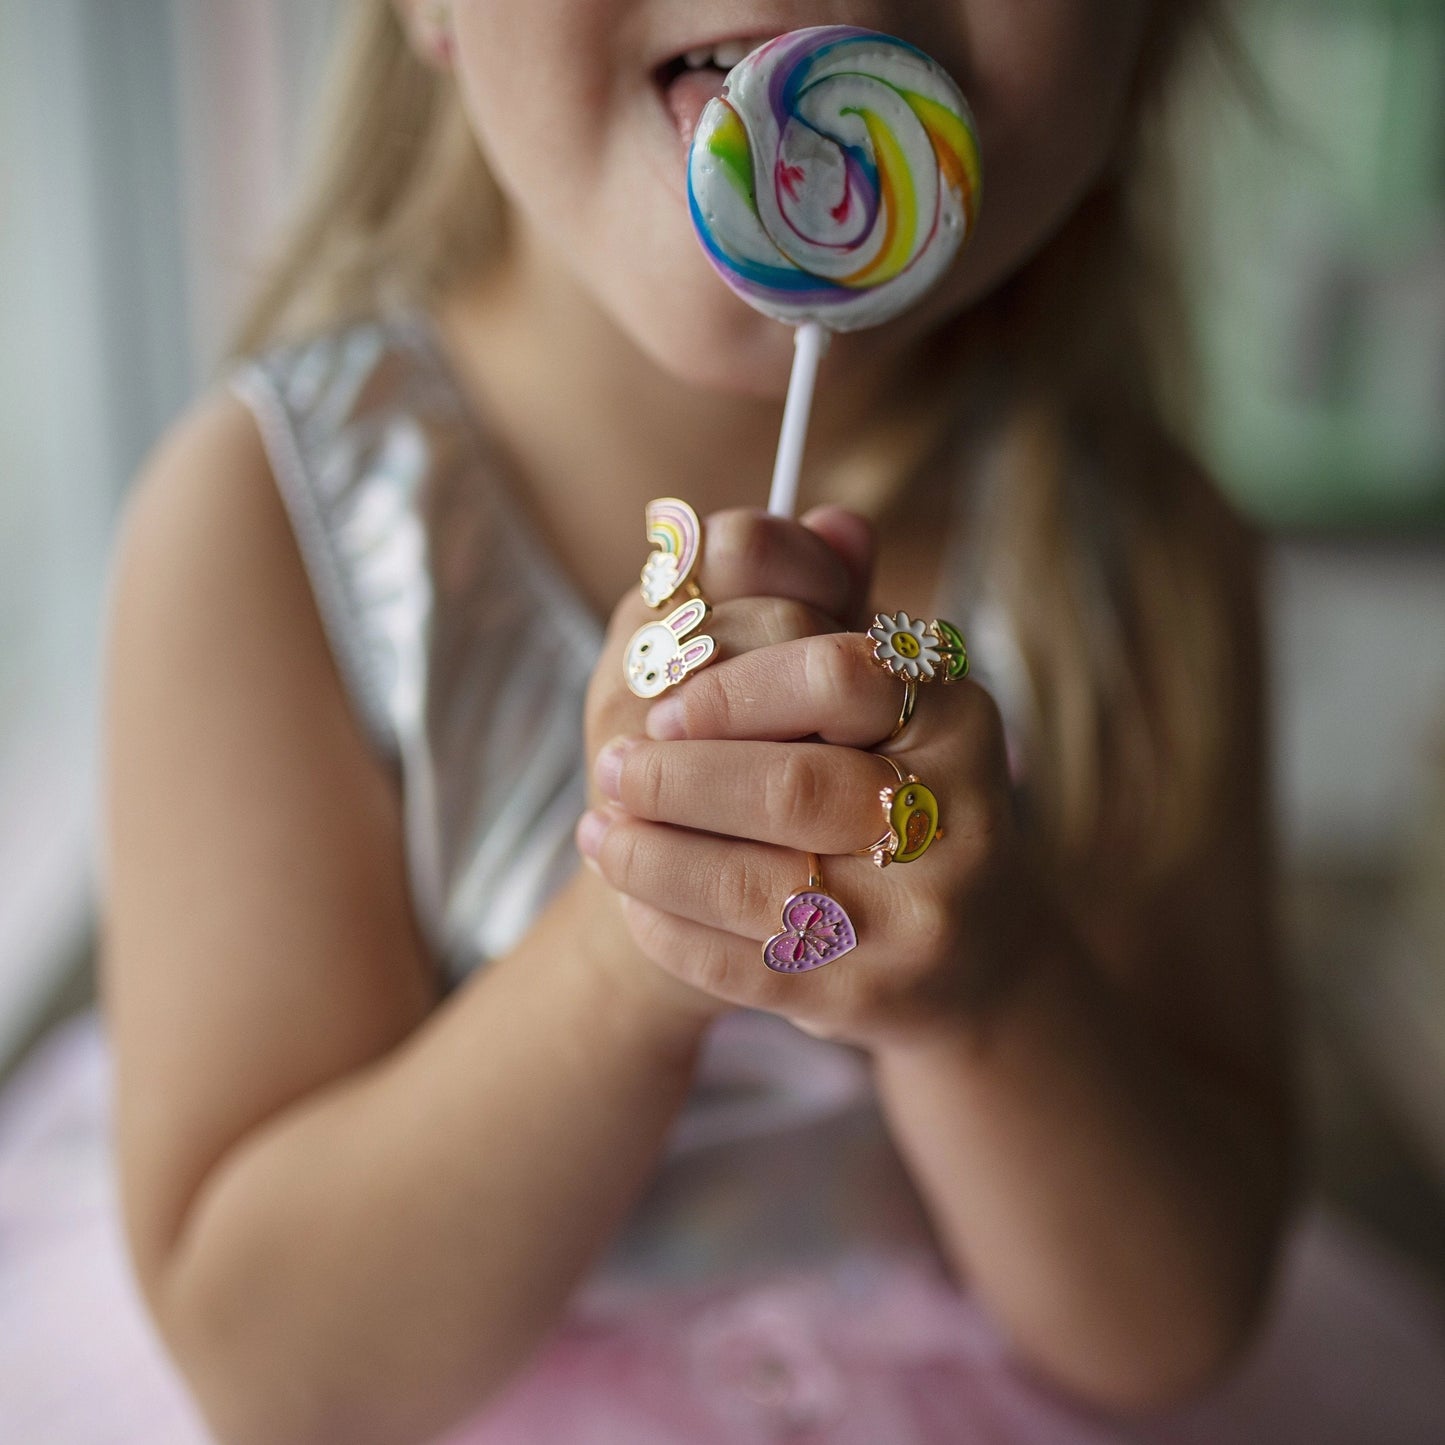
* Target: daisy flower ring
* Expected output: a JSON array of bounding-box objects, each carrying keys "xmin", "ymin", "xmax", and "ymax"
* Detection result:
[
  {"xmin": 868, "ymin": 611, "xmax": 969, "ymax": 745},
  {"xmin": 869, "ymin": 612, "xmax": 942, "ymax": 682}
]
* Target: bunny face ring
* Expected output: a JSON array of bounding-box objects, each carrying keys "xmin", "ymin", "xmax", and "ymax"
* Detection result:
[{"xmin": 625, "ymin": 598, "xmax": 717, "ymax": 699}]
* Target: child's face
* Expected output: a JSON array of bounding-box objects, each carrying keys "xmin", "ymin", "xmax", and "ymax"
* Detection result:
[{"xmin": 440, "ymin": 1, "xmax": 1152, "ymax": 393}]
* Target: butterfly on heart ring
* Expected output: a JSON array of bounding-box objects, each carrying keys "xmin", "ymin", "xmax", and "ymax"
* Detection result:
[{"xmin": 763, "ymin": 890, "xmax": 858, "ymax": 974}]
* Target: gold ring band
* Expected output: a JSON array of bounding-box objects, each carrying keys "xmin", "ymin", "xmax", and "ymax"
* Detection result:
[{"xmin": 883, "ymin": 678, "xmax": 918, "ymax": 745}]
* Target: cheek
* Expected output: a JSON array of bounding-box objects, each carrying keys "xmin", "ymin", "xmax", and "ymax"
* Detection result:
[
  {"xmin": 447, "ymin": 1, "xmax": 612, "ymax": 211},
  {"xmin": 943, "ymin": 1, "xmax": 1152, "ymax": 300}
]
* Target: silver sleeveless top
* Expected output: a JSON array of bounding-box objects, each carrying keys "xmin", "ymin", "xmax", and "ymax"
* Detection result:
[{"xmin": 231, "ymin": 311, "xmax": 1037, "ymax": 1291}]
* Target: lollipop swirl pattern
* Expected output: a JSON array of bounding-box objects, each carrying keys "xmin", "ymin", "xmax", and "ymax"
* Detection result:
[{"xmin": 688, "ymin": 26, "xmax": 981, "ymax": 332}]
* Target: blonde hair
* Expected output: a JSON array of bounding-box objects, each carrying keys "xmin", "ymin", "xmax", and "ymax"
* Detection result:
[
  {"xmin": 237, "ymin": 0, "xmax": 1240, "ymax": 893},
  {"xmin": 234, "ymin": 2, "xmax": 502, "ymax": 350}
]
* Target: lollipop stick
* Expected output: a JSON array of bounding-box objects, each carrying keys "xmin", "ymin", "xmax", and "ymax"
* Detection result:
[{"xmin": 768, "ymin": 321, "xmax": 830, "ymax": 518}]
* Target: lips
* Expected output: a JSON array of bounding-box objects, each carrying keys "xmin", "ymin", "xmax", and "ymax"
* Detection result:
[
  {"xmin": 652, "ymin": 35, "xmax": 779, "ymax": 144},
  {"xmin": 658, "ymin": 66, "xmax": 728, "ymax": 142}
]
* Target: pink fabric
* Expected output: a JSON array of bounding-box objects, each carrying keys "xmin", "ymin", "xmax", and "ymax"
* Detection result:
[{"xmin": 4, "ymin": 1010, "xmax": 1444, "ymax": 1444}]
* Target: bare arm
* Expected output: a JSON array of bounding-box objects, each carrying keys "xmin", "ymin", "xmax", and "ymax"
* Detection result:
[
  {"xmin": 102, "ymin": 393, "xmax": 715, "ymax": 1445},
  {"xmin": 869, "ymin": 502, "xmax": 1299, "ymax": 1412},
  {"xmin": 156, "ymin": 870, "xmax": 706, "ymax": 1445}
]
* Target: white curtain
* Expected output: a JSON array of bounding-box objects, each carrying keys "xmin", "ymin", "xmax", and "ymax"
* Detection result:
[{"xmin": 0, "ymin": 0, "xmax": 336, "ymax": 1062}]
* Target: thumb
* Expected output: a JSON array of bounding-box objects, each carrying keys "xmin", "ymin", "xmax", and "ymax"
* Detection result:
[{"xmin": 801, "ymin": 505, "xmax": 875, "ymax": 622}]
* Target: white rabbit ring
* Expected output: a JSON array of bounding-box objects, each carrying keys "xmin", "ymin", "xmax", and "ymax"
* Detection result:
[{"xmin": 625, "ymin": 597, "xmax": 717, "ymax": 699}]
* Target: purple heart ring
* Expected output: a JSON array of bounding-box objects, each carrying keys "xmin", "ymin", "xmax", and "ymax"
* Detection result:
[{"xmin": 763, "ymin": 855, "xmax": 858, "ymax": 974}]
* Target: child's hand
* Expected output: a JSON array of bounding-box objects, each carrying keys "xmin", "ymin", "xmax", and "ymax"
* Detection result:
[
  {"xmin": 583, "ymin": 504, "xmax": 874, "ymax": 802},
  {"xmin": 579, "ymin": 504, "xmax": 876, "ymax": 1021},
  {"xmin": 581, "ymin": 632, "xmax": 1065, "ymax": 1052}
]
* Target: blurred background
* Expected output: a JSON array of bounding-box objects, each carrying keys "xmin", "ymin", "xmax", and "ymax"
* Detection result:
[{"xmin": 2, "ymin": 0, "xmax": 1444, "ymax": 1378}]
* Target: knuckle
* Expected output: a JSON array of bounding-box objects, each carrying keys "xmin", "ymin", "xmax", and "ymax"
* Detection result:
[
  {"xmin": 733, "ymin": 512, "xmax": 779, "ymax": 585},
  {"xmin": 953, "ymin": 787, "xmax": 1007, "ymax": 867},
  {"xmin": 843, "ymin": 635, "xmax": 872, "ymax": 696},
  {"xmin": 665, "ymin": 651, "xmax": 739, "ymax": 738},
  {"xmin": 690, "ymin": 933, "xmax": 735, "ymax": 1000},
  {"xmin": 802, "ymin": 634, "xmax": 862, "ymax": 713},
  {"xmin": 765, "ymin": 748, "xmax": 823, "ymax": 835},
  {"xmin": 961, "ymin": 683, "xmax": 1011, "ymax": 773},
  {"xmin": 755, "ymin": 597, "xmax": 828, "ymax": 647},
  {"xmin": 599, "ymin": 820, "xmax": 643, "ymax": 888},
  {"xmin": 628, "ymin": 744, "xmax": 668, "ymax": 816},
  {"xmin": 709, "ymin": 850, "xmax": 748, "ymax": 926},
  {"xmin": 706, "ymin": 510, "xmax": 771, "ymax": 597},
  {"xmin": 725, "ymin": 848, "xmax": 769, "ymax": 928},
  {"xmin": 909, "ymin": 891, "xmax": 961, "ymax": 961},
  {"xmin": 695, "ymin": 674, "xmax": 739, "ymax": 736},
  {"xmin": 620, "ymin": 895, "xmax": 671, "ymax": 959}
]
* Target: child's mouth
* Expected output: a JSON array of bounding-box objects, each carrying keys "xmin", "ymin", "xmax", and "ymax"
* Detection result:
[{"xmin": 653, "ymin": 38, "xmax": 776, "ymax": 144}]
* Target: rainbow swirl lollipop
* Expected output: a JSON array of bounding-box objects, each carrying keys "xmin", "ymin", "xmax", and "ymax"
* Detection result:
[{"xmin": 688, "ymin": 26, "xmax": 981, "ymax": 333}]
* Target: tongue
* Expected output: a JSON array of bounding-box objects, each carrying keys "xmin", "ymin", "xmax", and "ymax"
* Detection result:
[{"xmin": 665, "ymin": 68, "xmax": 728, "ymax": 143}]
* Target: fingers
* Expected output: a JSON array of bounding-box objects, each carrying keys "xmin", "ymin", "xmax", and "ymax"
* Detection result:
[
  {"xmin": 602, "ymin": 506, "xmax": 871, "ymax": 648},
  {"xmin": 706, "ymin": 597, "xmax": 844, "ymax": 659},
  {"xmin": 595, "ymin": 737, "xmax": 900, "ymax": 855},
  {"xmin": 581, "ymin": 818, "xmax": 886, "ymax": 1018},
  {"xmin": 643, "ymin": 632, "xmax": 902, "ymax": 745},
  {"xmin": 603, "ymin": 595, "xmax": 847, "ymax": 719},
  {"xmin": 696, "ymin": 508, "xmax": 869, "ymax": 624},
  {"xmin": 800, "ymin": 504, "xmax": 874, "ymax": 604},
  {"xmin": 611, "ymin": 896, "xmax": 830, "ymax": 1015},
  {"xmin": 584, "ymin": 814, "xmax": 805, "ymax": 939},
  {"xmin": 640, "ymin": 634, "xmax": 1009, "ymax": 786}
]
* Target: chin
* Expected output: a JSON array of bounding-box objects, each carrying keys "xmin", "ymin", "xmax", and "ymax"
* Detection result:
[{"xmin": 614, "ymin": 285, "xmax": 800, "ymax": 398}]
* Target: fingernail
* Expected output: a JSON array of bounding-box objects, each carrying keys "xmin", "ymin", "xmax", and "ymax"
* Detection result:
[
  {"xmin": 595, "ymin": 736, "xmax": 637, "ymax": 802},
  {"xmin": 646, "ymin": 696, "xmax": 686, "ymax": 741},
  {"xmin": 576, "ymin": 808, "xmax": 611, "ymax": 860}
]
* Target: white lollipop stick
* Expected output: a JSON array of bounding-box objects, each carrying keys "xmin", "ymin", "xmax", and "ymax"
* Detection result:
[{"xmin": 768, "ymin": 322, "xmax": 831, "ymax": 518}]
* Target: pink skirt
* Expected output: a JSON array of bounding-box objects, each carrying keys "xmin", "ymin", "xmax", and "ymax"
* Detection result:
[{"xmin": 5, "ymin": 1011, "xmax": 1444, "ymax": 1444}]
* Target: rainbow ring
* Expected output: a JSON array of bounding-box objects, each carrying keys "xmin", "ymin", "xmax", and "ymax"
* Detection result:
[{"xmin": 639, "ymin": 497, "xmax": 705, "ymax": 609}]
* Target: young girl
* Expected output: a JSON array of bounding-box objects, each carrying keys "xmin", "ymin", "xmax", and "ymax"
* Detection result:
[{"xmin": 93, "ymin": 1, "xmax": 1445, "ymax": 1442}]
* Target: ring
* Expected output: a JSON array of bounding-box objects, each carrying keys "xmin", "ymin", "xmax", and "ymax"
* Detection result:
[
  {"xmin": 867, "ymin": 611, "xmax": 969, "ymax": 684},
  {"xmin": 625, "ymin": 597, "xmax": 717, "ymax": 698},
  {"xmin": 763, "ymin": 853, "xmax": 859, "ymax": 973},
  {"xmin": 883, "ymin": 678, "xmax": 918, "ymax": 745},
  {"xmin": 640, "ymin": 497, "xmax": 704, "ymax": 609},
  {"xmin": 855, "ymin": 755, "xmax": 944, "ymax": 869},
  {"xmin": 626, "ymin": 497, "xmax": 717, "ymax": 697}
]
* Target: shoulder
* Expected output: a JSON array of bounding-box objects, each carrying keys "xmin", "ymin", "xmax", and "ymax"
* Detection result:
[
  {"xmin": 106, "ymin": 376, "xmax": 414, "ymax": 793},
  {"xmin": 112, "ymin": 388, "xmax": 286, "ymax": 653},
  {"xmin": 109, "ymin": 385, "xmax": 333, "ymax": 719},
  {"xmin": 121, "ymin": 381, "xmax": 269, "ymax": 517},
  {"xmin": 105, "ymin": 383, "xmax": 378, "ymax": 855}
]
